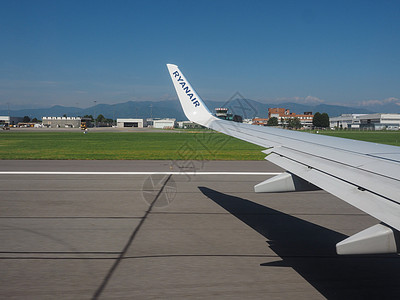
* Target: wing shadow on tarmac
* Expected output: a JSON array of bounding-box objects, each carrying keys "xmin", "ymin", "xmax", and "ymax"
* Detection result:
[{"xmin": 199, "ymin": 187, "xmax": 400, "ymax": 300}]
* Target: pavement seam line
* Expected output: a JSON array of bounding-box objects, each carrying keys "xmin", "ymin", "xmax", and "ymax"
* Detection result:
[{"xmin": 91, "ymin": 174, "xmax": 172, "ymax": 300}]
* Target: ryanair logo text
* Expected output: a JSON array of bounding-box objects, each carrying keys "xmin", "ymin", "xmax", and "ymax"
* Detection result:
[{"xmin": 172, "ymin": 71, "xmax": 200, "ymax": 107}]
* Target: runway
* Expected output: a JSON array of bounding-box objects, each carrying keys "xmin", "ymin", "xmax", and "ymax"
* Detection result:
[{"xmin": 1, "ymin": 160, "xmax": 400, "ymax": 299}]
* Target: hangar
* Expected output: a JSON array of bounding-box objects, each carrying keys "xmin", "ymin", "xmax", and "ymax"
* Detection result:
[
  {"xmin": 329, "ymin": 114, "xmax": 365, "ymax": 129},
  {"xmin": 153, "ymin": 118, "xmax": 176, "ymax": 129},
  {"xmin": 330, "ymin": 113, "xmax": 400, "ymax": 130},
  {"xmin": 42, "ymin": 117, "xmax": 81, "ymax": 128},
  {"xmin": 117, "ymin": 118, "xmax": 146, "ymax": 128},
  {"xmin": 0, "ymin": 116, "xmax": 24, "ymax": 126},
  {"xmin": 359, "ymin": 114, "xmax": 400, "ymax": 130}
]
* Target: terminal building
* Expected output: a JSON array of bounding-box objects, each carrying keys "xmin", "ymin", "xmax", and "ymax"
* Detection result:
[
  {"xmin": 267, "ymin": 108, "xmax": 314, "ymax": 128},
  {"xmin": 117, "ymin": 118, "xmax": 146, "ymax": 128},
  {"xmin": 330, "ymin": 114, "xmax": 400, "ymax": 130}
]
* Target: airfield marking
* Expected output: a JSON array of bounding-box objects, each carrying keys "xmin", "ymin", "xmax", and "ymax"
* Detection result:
[{"xmin": 0, "ymin": 171, "xmax": 282, "ymax": 175}]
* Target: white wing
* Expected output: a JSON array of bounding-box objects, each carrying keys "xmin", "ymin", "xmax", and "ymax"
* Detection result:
[{"xmin": 167, "ymin": 64, "xmax": 400, "ymax": 255}]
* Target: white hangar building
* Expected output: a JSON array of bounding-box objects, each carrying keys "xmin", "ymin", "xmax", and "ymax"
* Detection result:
[
  {"xmin": 359, "ymin": 114, "xmax": 400, "ymax": 130},
  {"xmin": 330, "ymin": 113, "xmax": 400, "ymax": 130},
  {"xmin": 116, "ymin": 119, "xmax": 146, "ymax": 128},
  {"xmin": 153, "ymin": 118, "xmax": 176, "ymax": 129},
  {"xmin": 329, "ymin": 114, "xmax": 365, "ymax": 129}
]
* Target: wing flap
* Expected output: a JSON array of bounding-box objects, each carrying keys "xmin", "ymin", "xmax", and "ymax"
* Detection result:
[
  {"xmin": 270, "ymin": 146, "xmax": 400, "ymax": 203},
  {"xmin": 267, "ymin": 152, "xmax": 400, "ymax": 232}
]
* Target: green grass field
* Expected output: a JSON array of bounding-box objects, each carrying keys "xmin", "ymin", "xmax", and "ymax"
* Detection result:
[
  {"xmin": 1, "ymin": 130, "xmax": 399, "ymax": 160},
  {"xmin": 317, "ymin": 130, "xmax": 400, "ymax": 146},
  {"xmin": 0, "ymin": 131, "xmax": 265, "ymax": 160}
]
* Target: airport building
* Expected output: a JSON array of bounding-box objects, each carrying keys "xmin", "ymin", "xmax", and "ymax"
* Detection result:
[
  {"xmin": 330, "ymin": 113, "xmax": 400, "ymax": 130},
  {"xmin": 329, "ymin": 114, "xmax": 365, "ymax": 129},
  {"xmin": 359, "ymin": 114, "xmax": 400, "ymax": 130},
  {"xmin": 116, "ymin": 118, "xmax": 146, "ymax": 128},
  {"xmin": 153, "ymin": 118, "xmax": 176, "ymax": 129},
  {"xmin": 251, "ymin": 109, "xmax": 314, "ymax": 127},
  {"xmin": 263, "ymin": 108, "xmax": 314, "ymax": 128},
  {"xmin": 42, "ymin": 116, "xmax": 82, "ymax": 128},
  {"xmin": 252, "ymin": 118, "xmax": 269, "ymax": 126},
  {"xmin": 0, "ymin": 116, "xmax": 24, "ymax": 126},
  {"xmin": 146, "ymin": 118, "xmax": 155, "ymax": 127},
  {"xmin": 177, "ymin": 121, "xmax": 204, "ymax": 129},
  {"xmin": 0, "ymin": 116, "xmax": 7, "ymax": 126}
]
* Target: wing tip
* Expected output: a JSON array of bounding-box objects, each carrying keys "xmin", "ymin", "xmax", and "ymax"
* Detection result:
[{"xmin": 166, "ymin": 63, "xmax": 177, "ymax": 69}]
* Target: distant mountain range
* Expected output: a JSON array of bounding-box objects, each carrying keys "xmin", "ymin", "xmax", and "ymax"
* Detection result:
[{"xmin": 1, "ymin": 99, "xmax": 395, "ymax": 121}]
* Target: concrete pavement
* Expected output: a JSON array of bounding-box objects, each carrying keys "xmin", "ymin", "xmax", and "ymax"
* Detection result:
[{"xmin": 1, "ymin": 160, "xmax": 400, "ymax": 299}]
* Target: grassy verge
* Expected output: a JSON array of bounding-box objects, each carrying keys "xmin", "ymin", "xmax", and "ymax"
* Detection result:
[
  {"xmin": 1, "ymin": 130, "xmax": 399, "ymax": 160},
  {"xmin": 0, "ymin": 131, "xmax": 265, "ymax": 160},
  {"xmin": 314, "ymin": 130, "xmax": 400, "ymax": 146}
]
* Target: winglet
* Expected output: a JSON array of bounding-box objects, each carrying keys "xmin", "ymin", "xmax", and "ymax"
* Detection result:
[{"xmin": 166, "ymin": 64, "xmax": 216, "ymax": 126}]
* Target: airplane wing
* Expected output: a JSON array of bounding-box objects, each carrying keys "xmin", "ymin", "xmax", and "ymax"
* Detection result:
[{"xmin": 167, "ymin": 64, "xmax": 400, "ymax": 255}]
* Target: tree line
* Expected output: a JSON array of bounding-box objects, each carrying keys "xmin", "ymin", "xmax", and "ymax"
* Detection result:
[
  {"xmin": 83, "ymin": 114, "xmax": 114, "ymax": 124},
  {"xmin": 22, "ymin": 116, "xmax": 40, "ymax": 123}
]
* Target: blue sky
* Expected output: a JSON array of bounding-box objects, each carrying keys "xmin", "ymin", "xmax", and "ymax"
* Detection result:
[{"xmin": 1, "ymin": 0, "xmax": 399, "ymax": 109}]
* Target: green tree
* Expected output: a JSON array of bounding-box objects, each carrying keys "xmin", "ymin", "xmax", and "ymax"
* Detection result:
[
  {"xmin": 313, "ymin": 112, "xmax": 330, "ymax": 128},
  {"xmin": 23, "ymin": 116, "xmax": 31, "ymax": 123},
  {"xmin": 287, "ymin": 117, "xmax": 302, "ymax": 129},
  {"xmin": 31, "ymin": 117, "xmax": 39, "ymax": 123},
  {"xmin": 96, "ymin": 114, "xmax": 106, "ymax": 123},
  {"xmin": 313, "ymin": 112, "xmax": 322, "ymax": 128},
  {"xmin": 321, "ymin": 113, "xmax": 330, "ymax": 128},
  {"xmin": 267, "ymin": 117, "xmax": 278, "ymax": 126}
]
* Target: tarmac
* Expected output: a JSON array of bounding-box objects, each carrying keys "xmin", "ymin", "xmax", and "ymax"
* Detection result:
[{"xmin": 1, "ymin": 160, "xmax": 400, "ymax": 299}]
